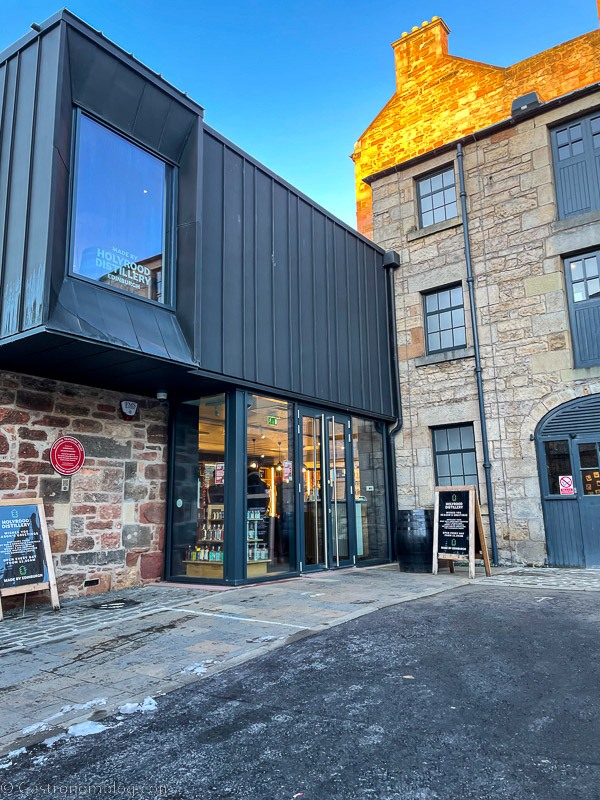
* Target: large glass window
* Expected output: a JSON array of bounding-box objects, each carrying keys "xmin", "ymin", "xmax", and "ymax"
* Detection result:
[
  {"xmin": 170, "ymin": 395, "xmax": 226, "ymax": 580},
  {"xmin": 246, "ymin": 396, "xmax": 295, "ymax": 576},
  {"xmin": 424, "ymin": 285, "xmax": 466, "ymax": 354},
  {"xmin": 417, "ymin": 166, "xmax": 458, "ymax": 228},
  {"xmin": 71, "ymin": 114, "xmax": 172, "ymax": 303},
  {"xmin": 433, "ymin": 424, "xmax": 478, "ymax": 487},
  {"xmin": 352, "ymin": 419, "xmax": 388, "ymax": 562}
]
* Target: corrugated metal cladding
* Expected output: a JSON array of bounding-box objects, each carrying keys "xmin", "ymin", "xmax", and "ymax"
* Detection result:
[
  {"xmin": 538, "ymin": 393, "xmax": 600, "ymax": 438},
  {"xmin": 0, "ymin": 27, "xmax": 61, "ymax": 338},
  {"xmin": 201, "ymin": 130, "xmax": 394, "ymax": 418},
  {"xmin": 0, "ymin": 14, "xmax": 396, "ymax": 419}
]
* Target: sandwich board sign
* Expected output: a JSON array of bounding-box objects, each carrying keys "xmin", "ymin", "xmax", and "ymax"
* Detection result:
[
  {"xmin": 0, "ymin": 499, "xmax": 59, "ymax": 620},
  {"xmin": 432, "ymin": 485, "xmax": 491, "ymax": 579}
]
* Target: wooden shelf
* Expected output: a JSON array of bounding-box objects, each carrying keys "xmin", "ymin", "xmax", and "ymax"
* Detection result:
[
  {"xmin": 183, "ymin": 560, "xmax": 223, "ymax": 578},
  {"xmin": 247, "ymin": 560, "xmax": 270, "ymax": 577}
]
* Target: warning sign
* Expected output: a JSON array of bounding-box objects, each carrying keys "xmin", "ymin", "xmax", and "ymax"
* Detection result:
[{"xmin": 559, "ymin": 475, "xmax": 575, "ymax": 495}]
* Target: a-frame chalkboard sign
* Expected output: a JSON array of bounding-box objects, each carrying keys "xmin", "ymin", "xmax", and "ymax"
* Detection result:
[
  {"xmin": 0, "ymin": 499, "xmax": 59, "ymax": 620},
  {"xmin": 432, "ymin": 486, "xmax": 491, "ymax": 579}
]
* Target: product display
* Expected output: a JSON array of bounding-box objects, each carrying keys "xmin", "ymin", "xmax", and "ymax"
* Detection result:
[
  {"xmin": 246, "ymin": 510, "xmax": 271, "ymax": 577},
  {"xmin": 184, "ymin": 503, "xmax": 225, "ymax": 578}
]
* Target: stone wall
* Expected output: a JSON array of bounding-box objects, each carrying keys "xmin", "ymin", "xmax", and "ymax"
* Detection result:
[
  {"xmin": 0, "ymin": 371, "xmax": 168, "ymax": 600},
  {"xmin": 353, "ymin": 16, "xmax": 600, "ymax": 237},
  {"xmin": 371, "ymin": 93, "xmax": 600, "ymax": 565}
]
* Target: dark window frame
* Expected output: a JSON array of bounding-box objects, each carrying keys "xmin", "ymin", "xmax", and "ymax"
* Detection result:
[
  {"xmin": 416, "ymin": 165, "xmax": 458, "ymax": 229},
  {"xmin": 564, "ymin": 248, "xmax": 600, "ymax": 368},
  {"xmin": 423, "ymin": 283, "xmax": 466, "ymax": 355},
  {"xmin": 432, "ymin": 423, "xmax": 478, "ymax": 488},
  {"xmin": 551, "ymin": 109, "xmax": 600, "ymax": 220},
  {"xmin": 67, "ymin": 108, "xmax": 177, "ymax": 308}
]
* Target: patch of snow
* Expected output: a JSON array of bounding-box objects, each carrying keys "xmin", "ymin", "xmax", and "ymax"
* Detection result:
[
  {"xmin": 43, "ymin": 734, "xmax": 68, "ymax": 748},
  {"xmin": 118, "ymin": 696, "xmax": 158, "ymax": 715},
  {"xmin": 21, "ymin": 697, "xmax": 108, "ymax": 735},
  {"xmin": 139, "ymin": 697, "xmax": 157, "ymax": 713},
  {"xmin": 67, "ymin": 721, "xmax": 108, "ymax": 737},
  {"xmin": 181, "ymin": 661, "xmax": 208, "ymax": 675},
  {"xmin": 0, "ymin": 746, "xmax": 26, "ymax": 768}
]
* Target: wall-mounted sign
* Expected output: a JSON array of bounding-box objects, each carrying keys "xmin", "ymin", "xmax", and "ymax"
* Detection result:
[
  {"xmin": 267, "ymin": 416, "xmax": 278, "ymax": 426},
  {"xmin": 283, "ymin": 460, "xmax": 293, "ymax": 482},
  {"xmin": 215, "ymin": 462, "xmax": 225, "ymax": 485},
  {"xmin": 0, "ymin": 499, "xmax": 59, "ymax": 620},
  {"xmin": 559, "ymin": 475, "xmax": 575, "ymax": 495},
  {"xmin": 120, "ymin": 400, "xmax": 138, "ymax": 420},
  {"xmin": 50, "ymin": 436, "xmax": 85, "ymax": 476},
  {"xmin": 432, "ymin": 485, "xmax": 491, "ymax": 579}
]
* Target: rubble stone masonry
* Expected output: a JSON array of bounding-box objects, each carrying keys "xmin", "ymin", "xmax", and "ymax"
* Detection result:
[
  {"xmin": 353, "ymin": 17, "xmax": 600, "ymax": 237},
  {"xmin": 0, "ymin": 371, "xmax": 167, "ymax": 600},
  {"xmin": 371, "ymin": 93, "xmax": 600, "ymax": 565}
]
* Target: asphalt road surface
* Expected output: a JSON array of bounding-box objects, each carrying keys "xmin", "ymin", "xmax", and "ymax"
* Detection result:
[{"xmin": 2, "ymin": 585, "xmax": 599, "ymax": 800}]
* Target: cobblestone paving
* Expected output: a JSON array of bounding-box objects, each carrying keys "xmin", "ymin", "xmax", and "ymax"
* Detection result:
[{"xmin": 474, "ymin": 567, "xmax": 600, "ymax": 591}]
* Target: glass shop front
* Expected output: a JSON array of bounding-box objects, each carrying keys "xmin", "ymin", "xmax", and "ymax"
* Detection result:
[{"xmin": 167, "ymin": 391, "xmax": 390, "ymax": 584}]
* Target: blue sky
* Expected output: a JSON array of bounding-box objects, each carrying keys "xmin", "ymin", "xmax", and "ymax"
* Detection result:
[{"xmin": 1, "ymin": 1, "xmax": 598, "ymax": 228}]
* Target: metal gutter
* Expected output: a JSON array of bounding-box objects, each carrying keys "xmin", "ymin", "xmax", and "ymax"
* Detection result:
[
  {"xmin": 456, "ymin": 142, "xmax": 499, "ymax": 566},
  {"xmin": 383, "ymin": 251, "xmax": 402, "ymax": 556}
]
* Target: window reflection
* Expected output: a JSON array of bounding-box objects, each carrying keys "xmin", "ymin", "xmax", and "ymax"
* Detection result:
[
  {"xmin": 171, "ymin": 396, "xmax": 226, "ymax": 580},
  {"xmin": 352, "ymin": 418, "xmax": 388, "ymax": 562},
  {"xmin": 544, "ymin": 440, "xmax": 572, "ymax": 495},
  {"xmin": 246, "ymin": 396, "xmax": 295, "ymax": 576},
  {"xmin": 71, "ymin": 115, "xmax": 170, "ymax": 303}
]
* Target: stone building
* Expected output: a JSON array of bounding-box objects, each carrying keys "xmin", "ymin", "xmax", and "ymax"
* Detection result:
[{"xmin": 353, "ymin": 14, "xmax": 600, "ymax": 566}]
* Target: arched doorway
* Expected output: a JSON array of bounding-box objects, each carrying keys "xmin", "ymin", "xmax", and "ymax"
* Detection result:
[{"xmin": 536, "ymin": 394, "xmax": 600, "ymax": 567}]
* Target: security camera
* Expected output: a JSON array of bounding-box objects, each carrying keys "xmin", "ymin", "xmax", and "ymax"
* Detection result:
[{"xmin": 156, "ymin": 391, "xmax": 168, "ymax": 401}]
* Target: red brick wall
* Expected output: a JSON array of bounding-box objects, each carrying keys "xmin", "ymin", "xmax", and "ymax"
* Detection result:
[{"xmin": 0, "ymin": 371, "xmax": 168, "ymax": 600}]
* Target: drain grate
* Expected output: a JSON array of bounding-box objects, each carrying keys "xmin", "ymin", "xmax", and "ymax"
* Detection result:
[{"xmin": 90, "ymin": 599, "xmax": 141, "ymax": 610}]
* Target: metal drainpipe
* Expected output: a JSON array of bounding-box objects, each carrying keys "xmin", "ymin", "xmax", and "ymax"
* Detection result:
[
  {"xmin": 456, "ymin": 142, "xmax": 499, "ymax": 566},
  {"xmin": 383, "ymin": 253, "xmax": 402, "ymax": 557}
]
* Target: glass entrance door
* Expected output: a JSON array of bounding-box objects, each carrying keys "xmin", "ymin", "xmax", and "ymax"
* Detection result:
[
  {"xmin": 299, "ymin": 409, "xmax": 354, "ymax": 570},
  {"xmin": 327, "ymin": 415, "xmax": 350, "ymax": 566}
]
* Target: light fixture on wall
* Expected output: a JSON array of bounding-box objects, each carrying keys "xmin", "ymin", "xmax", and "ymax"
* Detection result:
[
  {"xmin": 276, "ymin": 441, "xmax": 283, "ymax": 473},
  {"xmin": 249, "ymin": 438, "xmax": 258, "ymax": 470}
]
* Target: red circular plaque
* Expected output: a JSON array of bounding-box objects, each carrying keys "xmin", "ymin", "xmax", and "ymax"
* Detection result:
[{"xmin": 50, "ymin": 436, "xmax": 86, "ymax": 476}]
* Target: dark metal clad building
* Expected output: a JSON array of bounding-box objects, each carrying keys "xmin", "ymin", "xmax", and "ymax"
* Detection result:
[{"xmin": 0, "ymin": 11, "xmax": 399, "ymax": 593}]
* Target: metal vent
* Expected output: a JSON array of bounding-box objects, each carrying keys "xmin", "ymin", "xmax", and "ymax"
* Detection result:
[
  {"xmin": 538, "ymin": 394, "xmax": 600, "ymax": 439},
  {"xmin": 511, "ymin": 92, "xmax": 542, "ymax": 118}
]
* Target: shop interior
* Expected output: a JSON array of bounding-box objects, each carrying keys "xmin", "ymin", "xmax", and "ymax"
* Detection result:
[{"xmin": 169, "ymin": 392, "xmax": 389, "ymax": 583}]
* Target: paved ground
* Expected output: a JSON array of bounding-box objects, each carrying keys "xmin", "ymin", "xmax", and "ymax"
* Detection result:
[
  {"xmin": 0, "ymin": 565, "xmax": 473, "ymax": 754},
  {"xmin": 1, "ymin": 581, "xmax": 599, "ymax": 800},
  {"xmin": 0, "ymin": 564, "xmax": 598, "ymax": 771}
]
